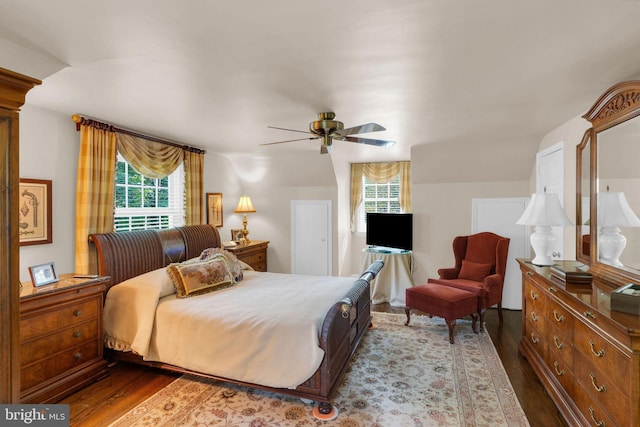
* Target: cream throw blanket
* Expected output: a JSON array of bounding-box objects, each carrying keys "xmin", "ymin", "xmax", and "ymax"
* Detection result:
[{"xmin": 103, "ymin": 268, "xmax": 356, "ymax": 388}]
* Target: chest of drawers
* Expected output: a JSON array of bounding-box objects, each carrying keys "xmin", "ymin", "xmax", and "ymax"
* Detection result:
[
  {"xmin": 518, "ymin": 260, "xmax": 640, "ymax": 427},
  {"xmin": 19, "ymin": 275, "xmax": 110, "ymax": 403},
  {"xmin": 227, "ymin": 240, "xmax": 269, "ymax": 271}
]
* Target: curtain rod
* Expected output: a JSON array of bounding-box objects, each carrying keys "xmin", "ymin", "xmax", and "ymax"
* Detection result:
[{"xmin": 71, "ymin": 114, "xmax": 206, "ymax": 154}]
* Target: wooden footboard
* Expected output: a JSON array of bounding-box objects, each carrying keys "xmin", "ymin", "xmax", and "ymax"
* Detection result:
[{"xmin": 91, "ymin": 225, "xmax": 384, "ymax": 413}]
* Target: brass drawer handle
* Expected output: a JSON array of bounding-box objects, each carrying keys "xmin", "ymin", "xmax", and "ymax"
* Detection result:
[
  {"xmin": 529, "ymin": 290, "xmax": 538, "ymax": 300},
  {"xmin": 589, "ymin": 340, "xmax": 606, "ymax": 358},
  {"xmin": 530, "ymin": 312, "xmax": 538, "ymax": 322},
  {"xmin": 73, "ymin": 309, "xmax": 83, "ymax": 317},
  {"xmin": 530, "ymin": 332, "xmax": 539, "ymax": 344},
  {"xmin": 526, "ymin": 271, "xmax": 534, "ymax": 276},
  {"xmin": 553, "ymin": 361, "xmax": 564, "ymax": 376},
  {"xmin": 584, "ymin": 311, "xmax": 596, "ymax": 320},
  {"xmin": 589, "ymin": 406, "xmax": 606, "ymax": 427},
  {"xmin": 73, "ymin": 331, "xmax": 82, "ymax": 338},
  {"xmin": 548, "ymin": 286, "xmax": 557, "ymax": 293},
  {"xmin": 590, "ymin": 373, "xmax": 607, "ymax": 393},
  {"xmin": 553, "ymin": 309, "xmax": 564, "ymax": 322},
  {"xmin": 553, "ymin": 335, "xmax": 564, "ymax": 349},
  {"xmin": 73, "ymin": 352, "xmax": 83, "ymax": 360}
]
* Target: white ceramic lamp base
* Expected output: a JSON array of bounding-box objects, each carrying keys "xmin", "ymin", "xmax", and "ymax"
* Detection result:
[
  {"xmin": 598, "ymin": 226, "xmax": 626, "ymax": 268},
  {"xmin": 529, "ymin": 225, "xmax": 557, "ymax": 266}
]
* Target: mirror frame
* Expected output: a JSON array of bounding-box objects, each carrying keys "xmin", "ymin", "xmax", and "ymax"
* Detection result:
[
  {"xmin": 579, "ymin": 80, "xmax": 640, "ymax": 284},
  {"xmin": 575, "ymin": 129, "xmax": 592, "ymax": 265}
]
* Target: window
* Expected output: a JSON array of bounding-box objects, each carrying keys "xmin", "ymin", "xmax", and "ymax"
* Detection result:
[
  {"xmin": 114, "ymin": 153, "xmax": 185, "ymax": 232},
  {"xmin": 356, "ymin": 175, "xmax": 402, "ymax": 232}
]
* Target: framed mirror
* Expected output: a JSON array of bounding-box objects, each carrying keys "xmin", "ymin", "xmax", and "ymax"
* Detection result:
[{"xmin": 580, "ymin": 80, "xmax": 640, "ymax": 284}]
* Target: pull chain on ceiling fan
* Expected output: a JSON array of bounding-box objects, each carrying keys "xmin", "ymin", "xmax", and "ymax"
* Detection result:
[{"xmin": 261, "ymin": 112, "xmax": 396, "ymax": 154}]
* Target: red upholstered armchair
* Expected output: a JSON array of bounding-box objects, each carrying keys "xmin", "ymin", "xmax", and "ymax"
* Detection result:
[{"xmin": 428, "ymin": 232, "xmax": 510, "ymax": 330}]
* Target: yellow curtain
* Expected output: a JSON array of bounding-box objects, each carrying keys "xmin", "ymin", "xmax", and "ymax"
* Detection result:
[
  {"xmin": 184, "ymin": 150, "xmax": 204, "ymax": 225},
  {"xmin": 116, "ymin": 133, "xmax": 183, "ymax": 178},
  {"xmin": 350, "ymin": 161, "xmax": 411, "ymax": 231},
  {"xmin": 75, "ymin": 124, "xmax": 117, "ymax": 274}
]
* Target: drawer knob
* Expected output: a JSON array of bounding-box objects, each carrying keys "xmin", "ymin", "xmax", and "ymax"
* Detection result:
[
  {"xmin": 73, "ymin": 331, "xmax": 83, "ymax": 338},
  {"xmin": 530, "ymin": 332, "xmax": 539, "ymax": 344},
  {"xmin": 553, "ymin": 361, "xmax": 564, "ymax": 376},
  {"xmin": 589, "ymin": 340, "xmax": 606, "ymax": 358},
  {"xmin": 73, "ymin": 352, "xmax": 83, "ymax": 360},
  {"xmin": 548, "ymin": 286, "xmax": 557, "ymax": 293},
  {"xmin": 553, "ymin": 309, "xmax": 564, "ymax": 323},
  {"xmin": 590, "ymin": 372, "xmax": 607, "ymax": 393},
  {"xmin": 553, "ymin": 335, "xmax": 564, "ymax": 349},
  {"xmin": 584, "ymin": 311, "xmax": 597, "ymax": 320},
  {"xmin": 529, "ymin": 290, "xmax": 538, "ymax": 300},
  {"xmin": 589, "ymin": 406, "xmax": 606, "ymax": 427},
  {"xmin": 73, "ymin": 309, "xmax": 83, "ymax": 317}
]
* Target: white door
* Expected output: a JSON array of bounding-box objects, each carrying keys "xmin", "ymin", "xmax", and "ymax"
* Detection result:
[
  {"xmin": 472, "ymin": 198, "xmax": 529, "ymax": 310},
  {"xmin": 291, "ymin": 200, "xmax": 331, "ymax": 275},
  {"xmin": 537, "ymin": 142, "xmax": 566, "ymax": 260}
]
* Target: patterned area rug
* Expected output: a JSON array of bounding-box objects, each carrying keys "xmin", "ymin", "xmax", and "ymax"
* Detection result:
[{"xmin": 109, "ymin": 312, "xmax": 529, "ymax": 426}]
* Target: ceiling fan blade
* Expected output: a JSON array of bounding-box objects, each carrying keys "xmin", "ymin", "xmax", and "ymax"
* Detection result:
[
  {"xmin": 260, "ymin": 136, "xmax": 320, "ymax": 146},
  {"xmin": 336, "ymin": 123, "xmax": 386, "ymax": 137},
  {"xmin": 341, "ymin": 136, "xmax": 396, "ymax": 148},
  {"xmin": 267, "ymin": 125, "xmax": 314, "ymax": 135}
]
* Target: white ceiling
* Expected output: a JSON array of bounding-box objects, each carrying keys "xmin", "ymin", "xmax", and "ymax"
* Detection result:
[{"xmin": 2, "ymin": 0, "xmax": 640, "ymax": 166}]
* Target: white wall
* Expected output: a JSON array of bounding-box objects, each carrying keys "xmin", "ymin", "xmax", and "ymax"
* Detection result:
[{"xmin": 19, "ymin": 104, "xmax": 77, "ymax": 281}]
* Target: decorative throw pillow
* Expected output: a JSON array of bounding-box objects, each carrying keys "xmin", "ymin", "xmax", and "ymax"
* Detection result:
[
  {"xmin": 199, "ymin": 247, "xmax": 244, "ymax": 282},
  {"xmin": 166, "ymin": 257, "xmax": 234, "ymax": 298},
  {"xmin": 458, "ymin": 260, "xmax": 493, "ymax": 282}
]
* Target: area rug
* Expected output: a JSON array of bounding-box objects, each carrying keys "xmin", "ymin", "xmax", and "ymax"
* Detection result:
[{"xmin": 109, "ymin": 312, "xmax": 529, "ymax": 426}]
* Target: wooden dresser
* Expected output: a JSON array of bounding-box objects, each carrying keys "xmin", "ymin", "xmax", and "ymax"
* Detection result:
[
  {"xmin": 19, "ymin": 274, "xmax": 110, "ymax": 403},
  {"xmin": 227, "ymin": 240, "xmax": 269, "ymax": 271},
  {"xmin": 518, "ymin": 259, "xmax": 640, "ymax": 427}
]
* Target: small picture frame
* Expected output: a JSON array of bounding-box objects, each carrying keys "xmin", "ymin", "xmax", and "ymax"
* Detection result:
[
  {"xmin": 206, "ymin": 192, "xmax": 223, "ymax": 227},
  {"xmin": 231, "ymin": 229, "xmax": 243, "ymax": 242},
  {"xmin": 28, "ymin": 262, "xmax": 58, "ymax": 287}
]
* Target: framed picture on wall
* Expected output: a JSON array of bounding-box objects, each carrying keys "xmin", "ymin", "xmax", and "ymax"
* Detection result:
[
  {"xmin": 206, "ymin": 192, "xmax": 223, "ymax": 227},
  {"xmin": 19, "ymin": 178, "xmax": 52, "ymax": 246}
]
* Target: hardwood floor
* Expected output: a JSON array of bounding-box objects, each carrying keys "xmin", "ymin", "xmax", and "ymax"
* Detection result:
[{"xmin": 61, "ymin": 306, "xmax": 564, "ymax": 426}]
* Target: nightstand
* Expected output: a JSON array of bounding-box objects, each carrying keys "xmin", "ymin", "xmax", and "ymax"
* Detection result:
[
  {"xmin": 227, "ymin": 240, "xmax": 269, "ymax": 271},
  {"xmin": 19, "ymin": 274, "xmax": 110, "ymax": 403}
]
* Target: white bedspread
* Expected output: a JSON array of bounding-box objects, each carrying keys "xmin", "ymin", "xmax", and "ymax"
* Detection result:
[{"xmin": 103, "ymin": 269, "xmax": 356, "ymax": 389}]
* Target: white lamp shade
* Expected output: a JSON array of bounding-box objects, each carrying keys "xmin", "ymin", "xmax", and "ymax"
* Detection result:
[
  {"xmin": 598, "ymin": 192, "xmax": 640, "ymax": 227},
  {"xmin": 516, "ymin": 192, "xmax": 572, "ymax": 266},
  {"xmin": 516, "ymin": 193, "xmax": 573, "ymax": 226}
]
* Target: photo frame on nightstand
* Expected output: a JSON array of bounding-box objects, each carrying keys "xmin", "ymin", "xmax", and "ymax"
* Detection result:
[
  {"xmin": 231, "ymin": 229, "xmax": 243, "ymax": 242},
  {"xmin": 28, "ymin": 261, "xmax": 58, "ymax": 287}
]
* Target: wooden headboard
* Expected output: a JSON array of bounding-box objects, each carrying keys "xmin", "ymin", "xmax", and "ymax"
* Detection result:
[{"xmin": 89, "ymin": 224, "xmax": 222, "ymax": 289}]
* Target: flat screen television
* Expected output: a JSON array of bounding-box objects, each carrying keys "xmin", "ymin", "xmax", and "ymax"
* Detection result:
[{"xmin": 366, "ymin": 213, "xmax": 413, "ymax": 251}]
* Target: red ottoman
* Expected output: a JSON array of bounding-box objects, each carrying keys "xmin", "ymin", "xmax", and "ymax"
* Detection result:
[{"xmin": 405, "ymin": 283, "xmax": 479, "ymax": 344}]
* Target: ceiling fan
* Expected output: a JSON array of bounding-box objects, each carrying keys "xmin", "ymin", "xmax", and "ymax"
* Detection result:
[{"xmin": 261, "ymin": 112, "xmax": 396, "ymax": 154}]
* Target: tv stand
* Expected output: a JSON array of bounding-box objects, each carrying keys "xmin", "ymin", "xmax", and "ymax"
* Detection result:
[{"xmin": 362, "ymin": 247, "xmax": 414, "ymax": 306}]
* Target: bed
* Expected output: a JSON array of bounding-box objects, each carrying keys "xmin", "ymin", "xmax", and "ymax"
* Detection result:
[{"xmin": 90, "ymin": 224, "xmax": 383, "ymax": 419}]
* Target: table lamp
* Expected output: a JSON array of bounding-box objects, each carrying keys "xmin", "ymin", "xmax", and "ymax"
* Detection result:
[
  {"xmin": 235, "ymin": 195, "xmax": 256, "ymax": 243},
  {"xmin": 597, "ymin": 190, "xmax": 640, "ymax": 267},
  {"xmin": 517, "ymin": 191, "xmax": 572, "ymax": 266}
]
